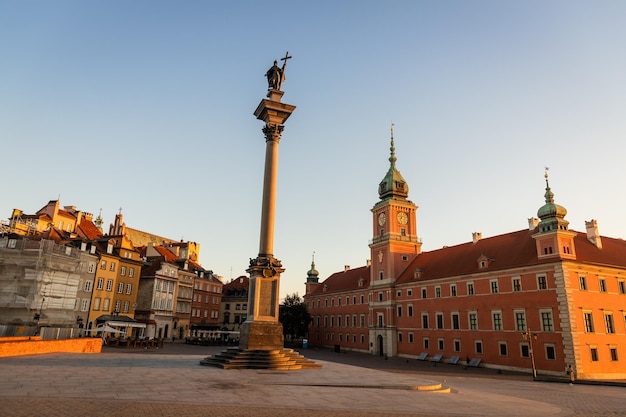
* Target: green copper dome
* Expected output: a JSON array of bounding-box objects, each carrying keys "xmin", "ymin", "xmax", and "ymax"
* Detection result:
[
  {"xmin": 378, "ymin": 126, "xmax": 409, "ymax": 201},
  {"xmin": 537, "ymin": 172, "xmax": 569, "ymax": 232}
]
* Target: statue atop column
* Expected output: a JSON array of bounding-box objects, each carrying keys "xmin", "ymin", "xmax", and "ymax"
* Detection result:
[{"xmin": 265, "ymin": 52, "xmax": 291, "ymax": 91}]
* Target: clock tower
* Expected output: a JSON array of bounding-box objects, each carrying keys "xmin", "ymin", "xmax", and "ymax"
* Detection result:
[{"xmin": 369, "ymin": 126, "xmax": 421, "ymax": 286}]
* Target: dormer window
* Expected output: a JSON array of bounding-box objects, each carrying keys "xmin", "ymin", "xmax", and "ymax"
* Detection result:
[
  {"xmin": 477, "ymin": 255, "xmax": 492, "ymax": 269},
  {"xmin": 414, "ymin": 268, "xmax": 422, "ymax": 280}
]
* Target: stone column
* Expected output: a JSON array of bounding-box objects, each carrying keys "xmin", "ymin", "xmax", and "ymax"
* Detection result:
[{"xmin": 239, "ymin": 89, "xmax": 295, "ymax": 351}]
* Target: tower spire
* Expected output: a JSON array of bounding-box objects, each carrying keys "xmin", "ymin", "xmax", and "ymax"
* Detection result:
[
  {"xmin": 389, "ymin": 124, "xmax": 397, "ymax": 169},
  {"xmin": 378, "ymin": 124, "xmax": 408, "ymax": 201}
]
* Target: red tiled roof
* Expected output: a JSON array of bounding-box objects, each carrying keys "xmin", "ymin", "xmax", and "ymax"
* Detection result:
[
  {"xmin": 154, "ymin": 245, "xmax": 178, "ymax": 263},
  {"xmin": 76, "ymin": 218, "xmax": 102, "ymax": 240},
  {"xmin": 307, "ymin": 266, "xmax": 370, "ymax": 296},
  {"xmin": 396, "ymin": 229, "xmax": 626, "ymax": 284},
  {"xmin": 224, "ymin": 276, "xmax": 249, "ymax": 290}
]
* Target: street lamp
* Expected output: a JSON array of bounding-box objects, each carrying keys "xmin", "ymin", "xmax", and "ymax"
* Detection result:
[{"xmin": 522, "ymin": 328, "xmax": 538, "ymax": 379}]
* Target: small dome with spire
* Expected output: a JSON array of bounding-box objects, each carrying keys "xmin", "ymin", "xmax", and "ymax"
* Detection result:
[
  {"xmin": 537, "ymin": 169, "xmax": 569, "ymax": 232},
  {"xmin": 306, "ymin": 252, "xmax": 319, "ymax": 283},
  {"xmin": 378, "ymin": 125, "xmax": 409, "ymax": 201}
]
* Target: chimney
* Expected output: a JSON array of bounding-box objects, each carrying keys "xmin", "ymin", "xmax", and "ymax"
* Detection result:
[
  {"xmin": 344, "ymin": 265, "xmax": 350, "ymax": 272},
  {"xmin": 528, "ymin": 217, "xmax": 539, "ymax": 231},
  {"xmin": 585, "ymin": 220, "xmax": 603, "ymax": 249},
  {"xmin": 472, "ymin": 232, "xmax": 482, "ymax": 244}
]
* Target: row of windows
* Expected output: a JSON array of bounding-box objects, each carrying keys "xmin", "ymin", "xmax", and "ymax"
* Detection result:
[
  {"xmin": 398, "ymin": 335, "xmax": 559, "ymax": 360},
  {"xmin": 191, "ymin": 308, "xmax": 219, "ymax": 318},
  {"xmin": 224, "ymin": 303, "xmax": 248, "ymax": 311},
  {"xmin": 194, "ymin": 282, "xmax": 223, "ymax": 293},
  {"xmin": 311, "ymin": 294, "xmax": 366, "ymax": 309},
  {"xmin": 95, "ymin": 278, "xmax": 133, "ymax": 294},
  {"xmin": 317, "ymin": 332, "xmax": 366, "ymax": 344},
  {"xmin": 579, "ymin": 276, "xmax": 626, "ymax": 294},
  {"xmin": 417, "ymin": 275, "xmax": 549, "ymax": 299},
  {"xmin": 406, "ymin": 309, "xmax": 554, "ymax": 333},
  {"xmin": 96, "ymin": 261, "xmax": 136, "ymax": 277},
  {"xmin": 583, "ymin": 311, "xmax": 626, "ymax": 334},
  {"xmin": 317, "ymin": 314, "xmax": 367, "ymax": 328},
  {"xmin": 91, "ymin": 297, "xmax": 130, "ymax": 313}
]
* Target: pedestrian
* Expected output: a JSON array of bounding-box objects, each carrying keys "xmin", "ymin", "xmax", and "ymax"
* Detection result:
[{"xmin": 566, "ymin": 364, "xmax": 575, "ymax": 384}]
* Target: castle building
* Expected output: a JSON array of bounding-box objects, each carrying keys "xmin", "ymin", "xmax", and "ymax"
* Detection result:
[{"xmin": 305, "ymin": 128, "xmax": 626, "ymax": 380}]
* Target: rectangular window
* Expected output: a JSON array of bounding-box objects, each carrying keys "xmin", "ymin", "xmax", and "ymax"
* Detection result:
[
  {"xmin": 467, "ymin": 282, "xmax": 474, "ymax": 295},
  {"xmin": 123, "ymin": 300, "xmax": 130, "ymax": 313},
  {"xmin": 360, "ymin": 295, "xmax": 364, "ymax": 304},
  {"xmin": 537, "ymin": 276, "xmax": 547, "ymax": 290},
  {"xmin": 452, "ymin": 313, "xmax": 460, "ymax": 330},
  {"xmin": 103, "ymin": 298, "xmax": 110, "ymax": 311},
  {"xmin": 492, "ymin": 312, "xmax": 503, "ymax": 331},
  {"xmin": 345, "ymin": 315, "xmax": 350, "ymax": 327},
  {"xmin": 515, "ymin": 311, "xmax": 527, "ymax": 331},
  {"xmin": 81, "ymin": 299, "xmax": 90, "ymax": 312},
  {"xmin": 590, "ymin": 347, "xmax": 599, "ymax": 361},
  {"xmin": 584, "ymin": 312, "xmax": 594, "ymax": 333},
  {"xmin": 93, "ymin": 297, "xmax": 101, "ymax": 310},
  {"xmin": 610, "ymin": 347, "xmax": 618, "ymax": 361},
  {"xmin": 397, "ymin": 306, "xmax": 402, "ymax": 317},
  {"xmin": 408, "ymin": 305, "xmax": 413, "ymax": 317},
  {"xmin": 126, "ymin": 283, "xmax": 132, "ymax": 294},
  {"xmin": 129, "ymin": 268, "xmax": 135, "ymax": 277},
  {"xmin": 605, "ymin": 313, "xmax": 615, "ymax": 333},
  {"xmin": 377, "ymin": 314, "xmax": 384, "ymax": 327},
  {"xmin": 579, "ymin": 276, "xmax": 587, "ymax": 290},
  {"xmin": 469, "ymin": 312, "xmax": 478, "ymax": 330},
  {"xmin": 512, "ymin": 278, "xmax": 521, "ymax": 292},
  {"xmin": 106, "ymin": 279, "xmax": 113, "ymax": 291},
  {"xmin": 541, "ymin": 311, "xmax": 554, "ymax": 332},
  {"xmin": 422, "ymin": 337, "xmax": 428, "ymax": 348},
  {"xmin": 84, "ymin": 281, "xmax": 93, "ymax": 292},
  {"xmin": 109, "ymin": 262, "xmax": 116, "ymax": 271},
  {"xmin": 450, "ymin": 284, "xmax": 457, "ymax": 297},
  {"xmin": 438, "ymin": 338, "xmax": 444, "ymax": 350},
  {"xmin": 520, "ymin": 344, "xmax": 530, "ymax": 358},
  {"xmin": 435, "ymin": 286, "xmax": 441, "ymax": 298},
  {"xmin": 114, "ymin": 300, "xmax": 121, "ymax": 314},
  {"xmin": 88, "ymin": 263, "xmax": 95, "ymax": 273},
  {"xmin": 97, "ymin": 278, "xmax": 104, "ymax": 290},
  {"xmin": 398, "ymin": 333, "xmax": 403, "ymax": 343},
  {"xmin": 422, "ymin": 313, "xmax": 429, "ymax": 329},
  {"xmin": 100, "ymin": 261, "xmax": 106, "ymax": 270},
  {"xmin": 499, "ymin": 342, "xmax": 508, "ymax": 356},
  {"xmin": 360, "ymin": 314, "xmax": 365, "ymax": 328},
  {"xmin": 475, "ymin": 340, "xmax": 483, "ymax": 354},
  {"xmin": 599, "ymin": 278, "xmax": 607, "ymax": 292},
  {"xmin": 421, "ymin": 288, "xmax": 427, "ymax": 298},
  {"xmin": 117, "ymin": 282, "xmax": 124, "ymax": 294},
  {"xmin": 619, "ymin": 280, "xmax": 626, "ymax": 294},
  {"xmin": 545, "ymin": 344, "xmax": 556, "ymax": 360},
  {"xmin": 454, "ymin": 339, "xmax": 461, "ymax": 352},
  {"xmin": 120, "ymin": 266, "xmax": 126, "ymax": 276},
  {"xmin": 490, "ymin": 280, "xmax": 499, "ymax": 294},
  {"xmin": 407, "ymin": 289, "xmax": 412, "ymax": 296},
  {"xmin": 436, "ymin": 313, "xmax": 444, "ymax": 329}
]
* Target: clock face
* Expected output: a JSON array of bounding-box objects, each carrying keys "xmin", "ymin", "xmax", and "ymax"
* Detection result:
[
  {"xmin": 397, "ymin": 212, "xmax": 408, "ymax": 225},
  {"xmin": 378, "ymin": 213, "xmax": 386, "ymax": 226}
]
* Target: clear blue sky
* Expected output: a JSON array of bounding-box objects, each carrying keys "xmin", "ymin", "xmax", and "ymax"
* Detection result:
[{"xmin": 2, "ymin": 1, "xmax": 626, "ymax": 299}]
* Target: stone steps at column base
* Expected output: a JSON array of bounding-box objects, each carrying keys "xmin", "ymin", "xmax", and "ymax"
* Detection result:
[{"xmin": 200, "ymin": 347, "xmax": 322, "ymax": 370}]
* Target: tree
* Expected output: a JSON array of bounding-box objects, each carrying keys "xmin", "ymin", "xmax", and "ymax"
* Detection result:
[{"xmin": 279, "ymin": 293, "xmax": 311, "ymax": 341}]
